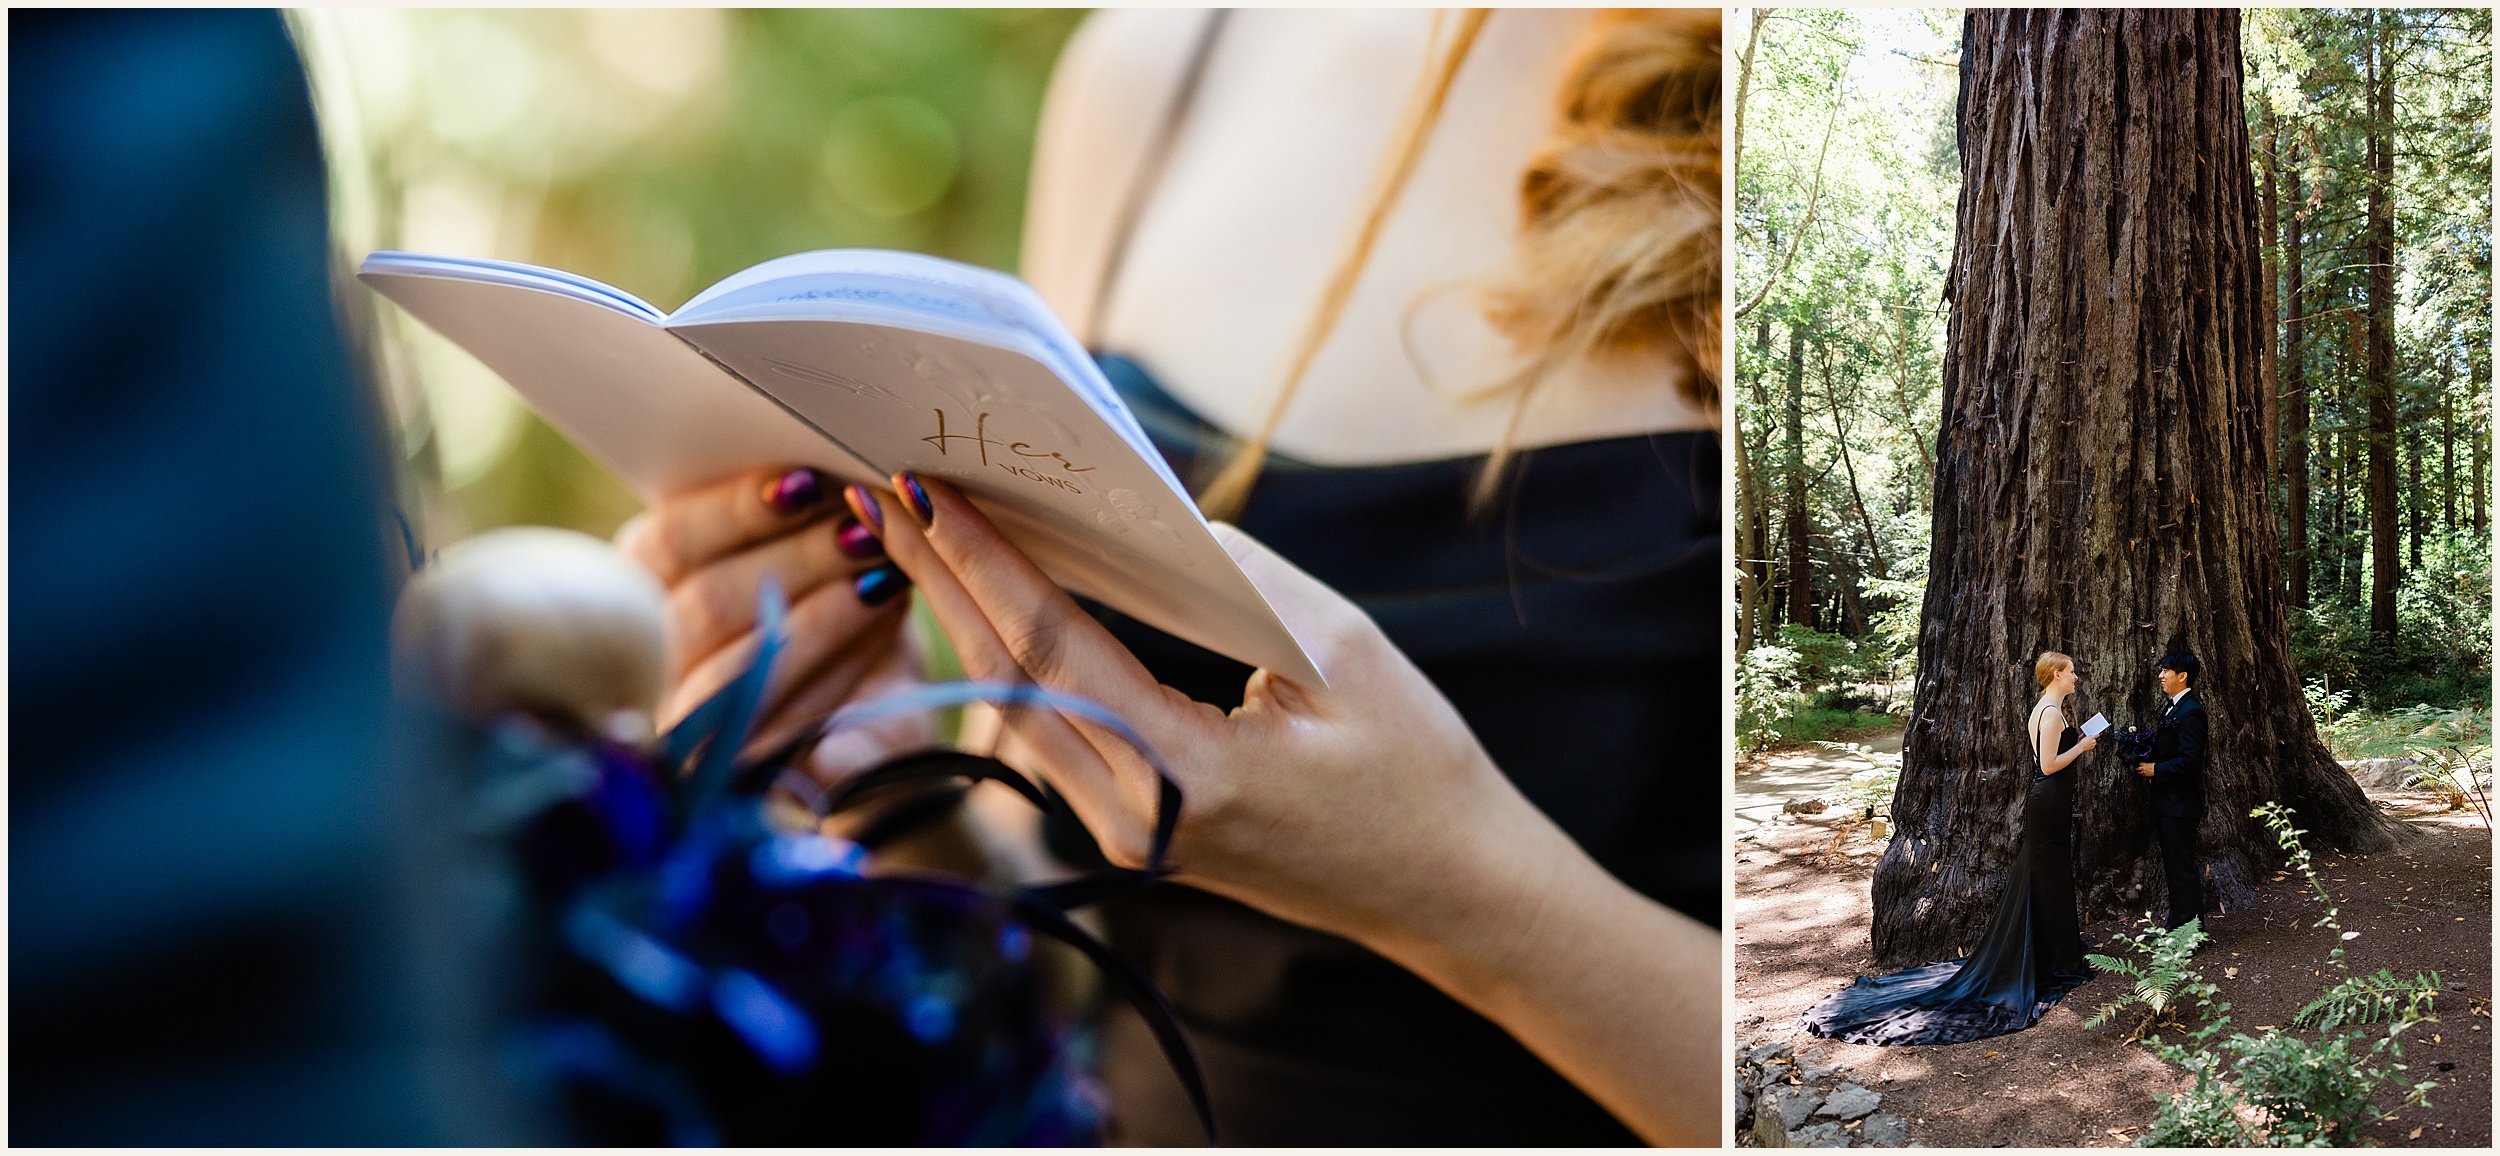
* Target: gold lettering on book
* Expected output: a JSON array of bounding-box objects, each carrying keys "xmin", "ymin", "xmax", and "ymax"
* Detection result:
[{"xmin": 922, "ymin": 409, "xmax": 1091, "ymax": 494}]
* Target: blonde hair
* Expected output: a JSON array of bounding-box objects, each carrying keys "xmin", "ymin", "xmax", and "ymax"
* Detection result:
[
  {"xmin": 2035, "ymin": 651, "xmax": 2074, "ymax": 690},
  {"xmin": 1198, "ymin": 9, "xmax": 1720, "ymax": 521}
]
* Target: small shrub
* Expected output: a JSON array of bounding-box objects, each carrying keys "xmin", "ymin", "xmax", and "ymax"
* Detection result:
[
  {"xmin": 1774, "ymin": 623, "xmax": 1862, "ymax": 687},
  {"xmin": 1737, "ymin": 644, "xmax": 1804, "ymax": 756}
]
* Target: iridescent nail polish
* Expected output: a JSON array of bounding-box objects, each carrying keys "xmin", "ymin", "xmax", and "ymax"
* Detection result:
[
  {"xmin": 834, "ymin": 515, "xmax": 882, "ymax": 560},
  {"xmin": 898, "ymin": 472, "xmax": 934, "ymax": 526},
  {"xmin": 764, "ymin": 467, "xmax": 826, "ymax": 514},
  {"xmin": 845, "ymin": 484, "xmax": 883, "ymax": 531},
  {"xmin": 853, "ymin": 563, "xmax": 909, "ymax": 607}
]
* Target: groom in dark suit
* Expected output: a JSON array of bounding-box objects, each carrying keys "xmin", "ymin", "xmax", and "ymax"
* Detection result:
[{"xmin": 2136, "ymin": 651, "xmax": 2208, "ymax": 930}]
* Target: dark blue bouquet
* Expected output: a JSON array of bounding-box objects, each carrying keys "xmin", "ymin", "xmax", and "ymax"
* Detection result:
[{"xmin": 462, "ymin": 580, "xmax": 1210, "ymax": 1144}]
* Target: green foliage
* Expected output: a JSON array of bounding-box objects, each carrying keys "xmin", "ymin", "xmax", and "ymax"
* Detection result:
[
  {"xmin": 2297, "ymin": 970, "xmax": 2444, "ymax": 1032},
  {"xmin": 2302, "ymin": 677, "xmax": 2356, "ymax": 730},
  {"xmin": 2144, "ymin": 1028, "xmax": 2429, "ymax": 1148},
  {"xmin": 2289, "ymin": 531, "xmax": 2493, "ymax": 713},
  {"xmin": 1740, "ymin": 626, "xmax": 1897, "ymax": 753},
  {"xmin": 2397, "ymin": 709, "xmax": 2494, "ymax": 825},
  {"xmin": 2253, "ymin": 801, "xmax": 2355, "ymax": 972},
  {"xmin": 1776, "ymin": 624, "xmax": 1862, "ymax": 687},
  {"xmin": 2084, "ymin": 919, "xmax": 2220, "ymax": 1039},
  {"xmin": 2115, "ymin": 804, "xmax": 2444, "ymax": 1146},
  {"xmin": 1734, "ymin": 9, "xmax": 1956, "ymax": 663},
  {"xmin": 1736, "ymin": 644, "xmax": 1804, "ymax": 757}
]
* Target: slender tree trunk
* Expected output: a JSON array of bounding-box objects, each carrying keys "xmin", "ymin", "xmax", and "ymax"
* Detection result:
[
  {"xmin": 1824, "ymin": 348, "xmax": 1889, "ymax": 580},
  {"xmin": 2365, "ymin": 10, "xmax": 2400, "ymax": 640},
  {"xmin": 1876, "ymin": 9, "xmax": 2400, "ymax": 967},
  {"xmin": 2475, "ymin": 403, "xmax": 2488, "ymax": 539},
  {"xmin": 2407, "ymin": 426, "xmax": 2422, "ymax": 571},
  {"xmin": 1734, "ymin": 7, "xmax": 1766, "ymax": 182},
  {"xmin": 2443, "ymin": 365, "xmax": 2456, "ymax": 533},
  {"xmin": 1738, "ymin": 307, "xmax": 1775, "ymax": 651},
  {"xmin": 1842, "ymin": 555, "xmax": 1868, "ymax": 639},
  {"xmin": 2345, "ymin": 429, "xmax": 2363, "ymax": 605},
  {"xmin": 2476, "ymin": 415, "xmax": 2487, "ymax": 537},
  {"xmin": 1785, "ymin": 325, "xmax": 1813, "ymax": 628},
  {"xmin": 2283, "ymin": 159, "xmax": 2310, "ymax": 611}
]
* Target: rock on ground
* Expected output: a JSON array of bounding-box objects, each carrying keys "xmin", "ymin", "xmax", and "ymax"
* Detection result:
[{"xmin": 1816, "ymin": 1082, "xmax": 1881, "ymax": 1121}]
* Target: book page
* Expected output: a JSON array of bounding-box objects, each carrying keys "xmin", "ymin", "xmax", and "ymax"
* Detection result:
[
  {"xmin": 672, "ymin": 314, "xmax": 1325, "ymax": 686},
  {"xmin": 359, "ymin": 265, "xmax": 880, "ymax": 500}
]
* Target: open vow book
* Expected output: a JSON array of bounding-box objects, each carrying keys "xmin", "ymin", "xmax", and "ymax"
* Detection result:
[{"xmin": 361, "ymin": 249, "xmax": 1324, "ymax": 687}]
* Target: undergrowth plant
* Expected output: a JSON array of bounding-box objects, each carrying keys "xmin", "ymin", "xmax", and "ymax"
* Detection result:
[
  {"xmin": 2107, "ymin": 804, "xmax": 2440, "ymax": 1147},
  {"xmin": 2398, "ymin": 711, "xmax": 2492, "ymax": 827},
  {"xmin": 2084, "ymin": 919, "xmax": 2218, "ymax": 1041}
]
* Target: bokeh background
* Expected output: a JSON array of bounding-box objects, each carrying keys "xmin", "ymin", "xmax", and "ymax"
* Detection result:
[{"xmin": 291, "ymin": 9, "xmax": 1089, "ymax": 544}]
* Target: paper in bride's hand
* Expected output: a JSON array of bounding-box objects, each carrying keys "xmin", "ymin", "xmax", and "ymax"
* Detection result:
[
  {"xmin": 358, "ymin": 248, "xmax": 1324, "ymax": 687},
  {"xmin": 2080, "ymin": 713, "xmax": 2110, "ymax": 738}
]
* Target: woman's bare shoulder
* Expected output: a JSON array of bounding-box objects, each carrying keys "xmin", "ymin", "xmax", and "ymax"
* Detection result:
[{"xmin": 1020, "ymin": 9, "xmax": 1221, "ymax": 330}]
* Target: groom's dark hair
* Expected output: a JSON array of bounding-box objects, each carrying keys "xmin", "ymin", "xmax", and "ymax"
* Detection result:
[{"xmin": 2158, "ymin": 650, "xmax": 2201, "ymax": 687}]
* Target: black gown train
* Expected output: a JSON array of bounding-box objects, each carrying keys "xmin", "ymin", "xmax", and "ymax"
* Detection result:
[{"xmin": 1798, "ymin": 707, "xmax": 2095, "ymax": 1046}]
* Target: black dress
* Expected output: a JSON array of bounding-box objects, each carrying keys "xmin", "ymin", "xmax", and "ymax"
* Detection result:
[
  {"xmin": 1048, "ymin": 356, "xmax": 1718, "ymax": 1143},
  {"xmin": 1798, "ymin": 704, "xmax": 2095, "ymax": 1047}
]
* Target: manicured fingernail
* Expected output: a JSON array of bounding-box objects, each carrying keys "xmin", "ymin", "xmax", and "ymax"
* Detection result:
[
  {"xmin": 834, "ymin": 515, "xmax": 882, "ymax": 560},
  {"xmin": 897, "ymin": 472, "xmax": 934, "ymax": 527},
  {"xmin": 845, "ymin": 484, "xmax": 883, "ymax": 532},
  {"xmin": 853, "ymin": 563, "xmax": 909, "ymax": 607},
  {"xmin": 764, "ymin": 467, "xmax": 827, "ymax": 514}
]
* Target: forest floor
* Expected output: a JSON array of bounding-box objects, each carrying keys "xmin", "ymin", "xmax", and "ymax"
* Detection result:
[{"xmin": 1734, "ymin": 737, "xmax": 2492, "ymax": 1148}]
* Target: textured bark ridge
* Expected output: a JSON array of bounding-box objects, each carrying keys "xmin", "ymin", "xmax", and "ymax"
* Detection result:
[{"xmin": 1871, "ymin": 10, "xmax": 2403, "ymax": 968}]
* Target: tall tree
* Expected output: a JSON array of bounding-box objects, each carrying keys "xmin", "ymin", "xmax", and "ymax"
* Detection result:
[
  {"xmin": 1738, "ymin": 307, "xmax": 1776, "ymax": 650},
  {"xmin": 2282, "ymin": 155, "xmax": 2310, "ymax": 610},
  {"xmin": 1871, "ymin": 9, "xmax": 2401, "ymax": 966},
  {"xmin": 1784, "ymin": 323, "xmax": 1814, "ymax": 627},
  {"xmin": 2363, "ymin": 8, "xmax": 2401, "ymax": 641}
]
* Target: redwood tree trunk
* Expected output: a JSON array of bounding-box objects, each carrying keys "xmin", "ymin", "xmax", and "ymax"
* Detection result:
[
  {"xmin": 1872, "ymin": 9, "xmax": 2401, "ymax": 967},
  {"xmin": 2365, "ymin": 10, "xmax": 2400, "ymax": 640},
  {"xmin": 2283, "ymin": 159, "xmax": 2310, "ymax": 611}
]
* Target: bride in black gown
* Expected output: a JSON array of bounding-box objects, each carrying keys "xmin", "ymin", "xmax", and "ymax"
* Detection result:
[{"xmin": 1800, "ymin": 651, "xmax": 2099, "ymax": 1046}]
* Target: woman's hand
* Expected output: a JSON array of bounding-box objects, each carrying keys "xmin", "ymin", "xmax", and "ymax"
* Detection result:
[
  {"xmin": 845, "ymin": 472, "xmax": 1716, "ymax": 1145},
  {"xmin": 615, "ymin": 466, "xmax": 923, "ymax": 761},
  {"xmin": 2076, "ymin": 734, "xmax": 2099, "ymax": 754}
]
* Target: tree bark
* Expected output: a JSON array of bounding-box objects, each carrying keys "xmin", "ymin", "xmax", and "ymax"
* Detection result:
[
  {"xmin": 2257, "ymin": 116, "xmax": 2281, "ymax": 487},
  {"xmin": 2283, "ymin": 157, "xmax": 2310, "ymax": 611},
  {"xmin": 1873, "ymin": 9, "xmax": 2402, "ymax": 968},
  {"xmin": 1785, "ymin": 324, "xmax": 1814, "ymax": 628},
  {"xmin": 2365, "ymin": 9, "xmax": 2400, "ymax": 640},
  {"xmin": 2407, "ymin": 426, "xmax": 2422, "ymax": 571},
  {"xmin": 2442, "ymin": 365, "xmax": 2455, "ymax": 533},
  {"xmin": 2476, "ymin": 415, "xmax": 2487, "ymax": 538},
  {"xmin": 1737, "ymin": 307, "xmax": 1774, "ymax": 651}
]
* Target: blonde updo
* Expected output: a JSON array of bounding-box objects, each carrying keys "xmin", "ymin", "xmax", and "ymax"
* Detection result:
[{"xmin": 2035, "ymin": 651, "xmax": 2074, "ymax": 690}]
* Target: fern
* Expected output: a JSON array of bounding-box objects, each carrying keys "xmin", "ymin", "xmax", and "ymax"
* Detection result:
[
  {"xmin": 2296, "ymin": 969, "xmax": 2444, "ymax": 1031},
  {"xmin": 2082, "ymin": 919, "xmax": 2214, "ymax": 1039}
]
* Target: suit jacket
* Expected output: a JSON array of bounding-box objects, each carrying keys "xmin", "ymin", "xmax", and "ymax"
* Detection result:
[{"xmin": 2148, "ymin": 690, "xmax": 2209, "ymax": 818}]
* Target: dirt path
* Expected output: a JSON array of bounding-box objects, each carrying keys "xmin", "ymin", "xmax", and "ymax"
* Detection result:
[{"xmin": 1734, "ymin": 751, "xmax": 2491, "ymax": 1148}]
